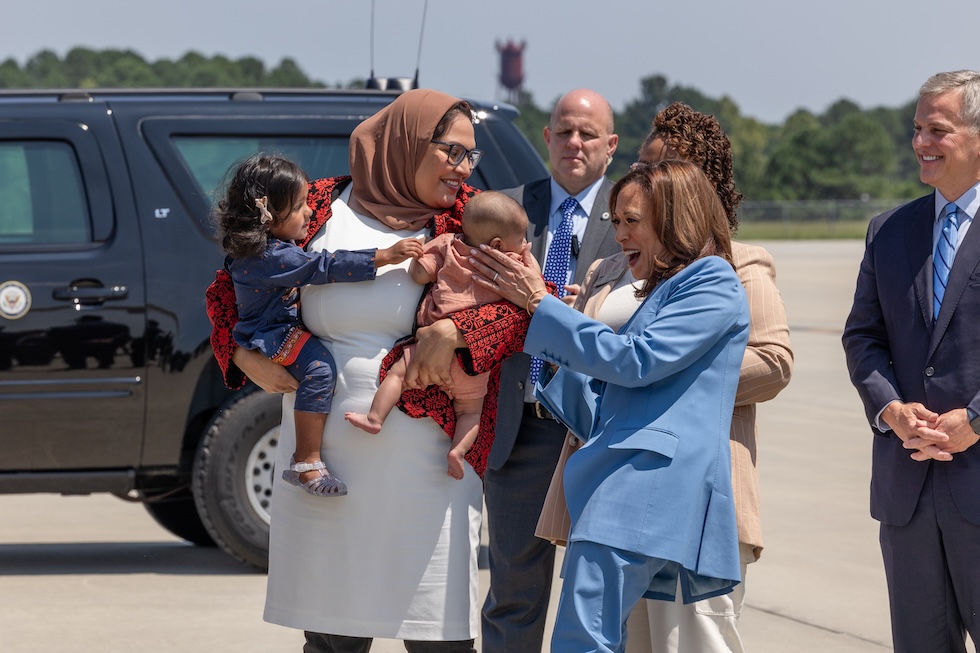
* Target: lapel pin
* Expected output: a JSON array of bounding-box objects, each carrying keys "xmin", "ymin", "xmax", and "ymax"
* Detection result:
[{"xmin": 601, "ymin": 212, "xmax": 610, "ymax": 221}]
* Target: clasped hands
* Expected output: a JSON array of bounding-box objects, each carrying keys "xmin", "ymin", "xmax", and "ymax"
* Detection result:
[{"xmin": 882, "ymin": 401, "xmax": 979, "ymax": 462}]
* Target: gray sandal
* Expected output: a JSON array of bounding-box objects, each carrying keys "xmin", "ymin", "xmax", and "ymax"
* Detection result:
[{"xmin": 281, "ymin": 458, "xmax": 348, "ymax": 497}]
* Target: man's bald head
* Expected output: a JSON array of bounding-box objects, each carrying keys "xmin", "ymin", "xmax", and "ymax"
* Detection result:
[{"xmin": 544, "ymin": 89, "xmax": 619, "ymax": 196}]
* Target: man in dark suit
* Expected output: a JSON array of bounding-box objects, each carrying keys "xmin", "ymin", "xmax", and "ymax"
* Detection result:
[
  {"xmin": 843, "ymin": 70, "xmax": 980, "ymax": 653},
  {"xmin": 481, "ymin": 88, "xmax": 621, "ymax": 652}
]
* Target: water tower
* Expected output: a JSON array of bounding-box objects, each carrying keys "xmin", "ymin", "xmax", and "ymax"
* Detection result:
[{"xmin": 496, "ymin": 40, "xmax": 526, "ymax": 104}]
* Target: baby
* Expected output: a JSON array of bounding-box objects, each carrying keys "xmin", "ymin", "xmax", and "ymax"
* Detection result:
[{"xmin": 346, "ymin": 191, "xmax": 528, "ymax": 479}]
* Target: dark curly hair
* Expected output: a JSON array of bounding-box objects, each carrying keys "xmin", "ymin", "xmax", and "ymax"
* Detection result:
[
  {"xmin": 639, "ymin": 102, "xmax": 743, "ymax": 234},
  {"xmin": 610, "ymin": 160, "xmax": 733, "ymax": 298},
  {"xmin": 216, "ymin": 154, "xmax": 309, "ymax": 259}
]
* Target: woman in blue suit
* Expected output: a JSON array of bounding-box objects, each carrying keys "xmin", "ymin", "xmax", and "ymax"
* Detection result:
[{"xmin": 471, "ymin": 160, "xmax": 749, "ymax": 653}]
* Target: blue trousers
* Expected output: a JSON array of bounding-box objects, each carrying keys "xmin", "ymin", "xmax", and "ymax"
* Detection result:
[
  {"xmin": 282, "ymin": 336, "xmax": 335, "ymax": 414},
  {"xmin": 553, "ymin": 540, "xmax": 670, "ymax": 653}
]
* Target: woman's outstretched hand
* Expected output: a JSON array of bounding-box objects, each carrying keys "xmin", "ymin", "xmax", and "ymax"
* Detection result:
[{"xmin": 470, "ymin": 242, "xmax": 549, "ymax": 314}]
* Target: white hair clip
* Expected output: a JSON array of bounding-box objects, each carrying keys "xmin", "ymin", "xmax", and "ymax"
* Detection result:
[{"xmin": 255, "ymin": 196, "xmax": 274, "ymax": 225}]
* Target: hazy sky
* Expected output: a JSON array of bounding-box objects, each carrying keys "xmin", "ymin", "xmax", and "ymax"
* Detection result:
[{"xmin": 4, "ymin": 0, "xmax": 979, "ymax": 124}]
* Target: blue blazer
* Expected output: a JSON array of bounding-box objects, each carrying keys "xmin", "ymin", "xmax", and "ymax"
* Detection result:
[
  {"xmin": 843, "ymin": 192, "xmax": 980, "ymax": 526},
  {"xmin": 527, "ymin": 256, "xmax": 749, "ymax": 603}
]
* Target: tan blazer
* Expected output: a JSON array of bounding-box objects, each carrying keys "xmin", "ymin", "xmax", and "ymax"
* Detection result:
[{"xmin": 535, "ymin": 242, "xmax": 793, "ymax": 561}]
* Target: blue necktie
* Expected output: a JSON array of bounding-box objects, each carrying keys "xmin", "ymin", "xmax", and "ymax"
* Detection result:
[
  {"xmin": 529, "ymin": 197, "xmax": 578, "ymax": 387},
  {"xmin": 933, "ymin": 202, "xmax": 960, "ymax": 321}
]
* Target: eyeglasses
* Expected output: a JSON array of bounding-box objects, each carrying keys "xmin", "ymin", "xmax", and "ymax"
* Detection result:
[{"xmin": 431, "ymin": 139, "xmax": 483, "ymax": 169}]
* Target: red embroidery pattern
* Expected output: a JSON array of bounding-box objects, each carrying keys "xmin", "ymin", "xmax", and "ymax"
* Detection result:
[
  {"xmin": 206, "ymin": 268, "xmax": 245, "ymax": 390},
  {"xmin": 270, "ymin": 328, "xmax": 311, "ymax": 366}
]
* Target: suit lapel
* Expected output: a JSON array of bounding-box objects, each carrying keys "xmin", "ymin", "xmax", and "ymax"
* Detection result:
[
  {"xmin": 591, "ymin": 258, "xmax": 628, "ymax": 289},
  {"xmin": 523, "ymin": 179, "xmax": 552, "ymax": 263},
  {"xmin": 932, "ymin": 205, "xmax": 980, "ymax": 354},
  {"xmin": 907, "ymin": 196, "xmax": 935, "ymax": 334},
  {"xmin": 574, "ymin": 178, "xmax": 615, "ymax": 285}
]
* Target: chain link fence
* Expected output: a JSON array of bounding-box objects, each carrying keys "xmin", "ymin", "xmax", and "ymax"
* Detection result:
[{"xmin": 737, "ymin": 199, "xmax": 906, "ymax": 239}]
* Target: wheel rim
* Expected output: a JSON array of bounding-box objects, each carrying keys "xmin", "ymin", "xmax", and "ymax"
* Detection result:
[{"xmin": 245, "ymin": 425, "xmax": 279, "ymax": 526}]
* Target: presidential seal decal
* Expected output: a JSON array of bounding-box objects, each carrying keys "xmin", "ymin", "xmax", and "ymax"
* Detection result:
[{"xmin": 0, "ymin": 281, "xmax": 31, "ymax": 320}]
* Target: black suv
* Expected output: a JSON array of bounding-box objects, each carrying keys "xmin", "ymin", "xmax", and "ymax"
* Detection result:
[{"xmin": 0, "ymin": 88, "xmax": 546, "ymax": 568}]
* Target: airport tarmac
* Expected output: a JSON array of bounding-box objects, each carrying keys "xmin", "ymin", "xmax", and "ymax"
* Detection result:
[{"xmin": 1, "ymin": 240, "xmax": 973, "ymax": 652}]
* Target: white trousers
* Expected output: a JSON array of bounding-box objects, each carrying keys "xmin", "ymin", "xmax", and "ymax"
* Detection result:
[{"xmin": 624, "ymin": 548, "xmax": 752, "ymax": 653}]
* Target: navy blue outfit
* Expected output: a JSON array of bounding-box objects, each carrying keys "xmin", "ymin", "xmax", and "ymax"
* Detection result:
[{"xmin": 227, "ymin": 238, "xmax": 377, "ymax": 413}]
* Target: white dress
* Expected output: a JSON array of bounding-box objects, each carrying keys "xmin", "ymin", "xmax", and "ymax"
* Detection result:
[{"xmin": 263, "ymin": 187, "xmax": 483, "ymax": 640}]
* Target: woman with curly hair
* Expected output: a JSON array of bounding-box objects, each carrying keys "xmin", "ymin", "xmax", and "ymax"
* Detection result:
[{"xmin": 639, "ymin": 102, "xmax": 744, "ymax": 233}]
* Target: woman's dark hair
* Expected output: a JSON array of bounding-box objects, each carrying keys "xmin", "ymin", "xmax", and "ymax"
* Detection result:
[
  {"xmin": 432, "ymin": 101, "xmax": 474, "ymax": 140},
  {"xmin": 610, "ymin": 160, "xmax": 733, "ymax": 298},
  {"xmin": 216, "ymin": 154, "xmax": 309, "ymax": 259},
  {"xmin": 640, "ymin": 102, "xmax": 743, "ymax": 234}
]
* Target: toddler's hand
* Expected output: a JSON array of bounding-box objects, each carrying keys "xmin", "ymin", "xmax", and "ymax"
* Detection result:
[{"xmin": 376, "ymin": 237, "xmax": 424, "ymax": 267}]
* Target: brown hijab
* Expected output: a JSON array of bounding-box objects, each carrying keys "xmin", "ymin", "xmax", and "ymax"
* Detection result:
[{"xmin": 349, "ymin": 88, "xmax": 463, "ymax": 231}]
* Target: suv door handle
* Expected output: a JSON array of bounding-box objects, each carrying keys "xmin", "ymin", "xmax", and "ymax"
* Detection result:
[{"xmin": 53, "ymin": 285, "xmax": 129, "ymax": 303}]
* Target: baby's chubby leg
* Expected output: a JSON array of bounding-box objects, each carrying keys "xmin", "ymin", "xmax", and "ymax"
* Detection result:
[
  {"xmin": 345, "ymin": 354, "xmax": 409, "ymax": 434},
  {"xmin": 447, "ymin": 396, "xmax": 483, "ymax": 480}
]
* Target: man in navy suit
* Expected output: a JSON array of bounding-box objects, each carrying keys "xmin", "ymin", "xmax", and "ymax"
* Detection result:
[
  {"xmin": 843, "ymin": 70, "xmax": 980, "ymax": 653},
  {"xmin": 482, "ymin": 88, "xmax": 620, "ymax": 652}
]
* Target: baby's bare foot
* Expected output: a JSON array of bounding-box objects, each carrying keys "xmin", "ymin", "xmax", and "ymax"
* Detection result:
[
  {"xmin": 345, "ymin": 412, "xmax": 382, "ymax": 434},
  {"xmin": 447, "ymin": 450, "xmax": 466, "ymax": 480}
]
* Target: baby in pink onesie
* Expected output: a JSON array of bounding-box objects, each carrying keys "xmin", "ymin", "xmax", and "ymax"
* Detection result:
[{"xmin": 345, "ymin": 191, "xmax": 528, "ymax": 479}]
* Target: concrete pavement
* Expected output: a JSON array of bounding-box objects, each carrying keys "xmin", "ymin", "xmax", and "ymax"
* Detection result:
[{"xmin": 1, "ymin": 240, "xmax": 973, "ymax": 652}]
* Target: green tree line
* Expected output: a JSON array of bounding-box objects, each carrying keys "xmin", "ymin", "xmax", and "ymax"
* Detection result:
[
  {"xmin": 0, "ymin": 48, "xmax": 321, "ymax": 91},
  {"xmin": 515, "ymin": 74, "xmax": 927, "ymax": 202},
  {"xmin": 0, "ymin": 49, "xmax": 927, "ymax": 201}
]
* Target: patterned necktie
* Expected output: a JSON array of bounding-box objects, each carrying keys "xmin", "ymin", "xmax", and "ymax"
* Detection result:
[
  {"xmin": 542, "ymin": 197, "xmax": 578, "ymax": 298},
  {"xmin": 933, "ymin": 202, "xmax": 960, "ymax": 321},
  {"xmin": 529, "ymin": 197, "xmax": 578, "ymax": 387}
]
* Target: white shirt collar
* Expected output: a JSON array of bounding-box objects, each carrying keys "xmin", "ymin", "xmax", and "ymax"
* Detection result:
[
  {"xmin": 935, "ymin": 182, "xmax": 980, "ymax": 223},
  {"xmin": 549, "ymin": 176, "xmax": 605, "ymax": 218}
]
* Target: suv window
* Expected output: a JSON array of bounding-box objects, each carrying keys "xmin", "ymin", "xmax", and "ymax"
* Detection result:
[
  {"xmin": 0, "ymin": 141, "xmax": 91, "ymax": 245},
  {"xmin": 173, "ymin": 136, "xmax": 351, "ymax": 199}
]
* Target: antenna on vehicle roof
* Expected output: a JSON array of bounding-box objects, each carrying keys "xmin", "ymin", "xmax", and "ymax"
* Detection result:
[
  {"xmin": 365, "ymin": 0, "xmax": 425, "ymax": 91},
  {"xmin": 412, "ymin": 0, "xmax": 427, "ymax": 89},
  {"xmin": 368, "ymin": 0, "xmax": 377, "ymax": 84}
]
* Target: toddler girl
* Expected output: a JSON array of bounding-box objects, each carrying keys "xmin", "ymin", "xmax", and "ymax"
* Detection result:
[{"xmin": 217, "ymin": 154, "xmax": 420, "ymax": 496}]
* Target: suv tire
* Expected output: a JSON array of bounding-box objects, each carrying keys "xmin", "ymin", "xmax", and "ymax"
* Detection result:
[
  {"xmin": 192, "ymin": 390, "xmax": 282, "ymax": 569},
  {"xmin": 143, "ymin": 488, "xmax": 217, "ymax": 547}
]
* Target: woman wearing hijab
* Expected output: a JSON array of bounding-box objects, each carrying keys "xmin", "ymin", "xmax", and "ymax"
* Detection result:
[{"xmin": 206, "ymin": 89, "xmax": 527, "ymax": 653}]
